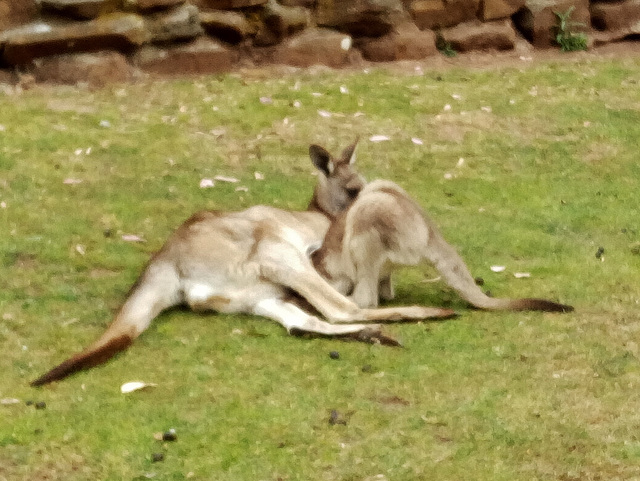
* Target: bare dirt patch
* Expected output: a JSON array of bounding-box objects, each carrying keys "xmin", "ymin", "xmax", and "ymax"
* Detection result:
[{"xmin": 375, "ymin": 40, "xmax": 640, "ymax": 75}]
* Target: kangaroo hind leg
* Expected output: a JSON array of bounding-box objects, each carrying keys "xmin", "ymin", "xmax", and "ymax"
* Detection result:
[
  {"xmin": 378, "ymin": 275, "xmax": 394, "ymax": 302},
  {"xmin": 252, "ymin": 298, "xmax": 398, "ymax": 344},
  {"xmin": 347, "ymin": 230, "xmax": 388, "ymax": 308}
]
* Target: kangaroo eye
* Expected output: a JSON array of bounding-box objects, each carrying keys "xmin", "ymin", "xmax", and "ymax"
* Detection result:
[{"xmin": 346, "ymin": 188, "xmax": 360, "ymax": 199}]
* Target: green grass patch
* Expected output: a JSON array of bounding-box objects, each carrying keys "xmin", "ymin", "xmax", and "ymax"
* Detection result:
[{"xmin": 2, "ymin": 57, "xmax": 640, "ymax": 480}]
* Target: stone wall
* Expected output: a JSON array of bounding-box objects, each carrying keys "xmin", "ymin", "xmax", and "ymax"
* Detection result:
[{"xmin": 0, "ymin": 0, "xmax": 638, "ymax": 85}]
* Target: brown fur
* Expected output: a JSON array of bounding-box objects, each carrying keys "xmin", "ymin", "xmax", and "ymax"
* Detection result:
[
  {"xmin": 31, "ymin": 335, "xmax": 133, "ymax": 386},
  {"xmin": 313, "ymin": 180, "xmax": 573, "ymax": 313}
]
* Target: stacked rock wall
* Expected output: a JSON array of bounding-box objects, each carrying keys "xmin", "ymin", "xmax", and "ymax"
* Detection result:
[{"xmin": 0, "ymin": 0, "xmax": 638, "ymax": 84}]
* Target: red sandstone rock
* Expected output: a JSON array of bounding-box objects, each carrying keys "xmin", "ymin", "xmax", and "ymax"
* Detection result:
[
  {"xmin": 254, "ymin": 0, "xmax": 309, "ymax": 46},
  {"xmin": 410, "ymin": 0, "xmax": 480, "ymax": 30},
  {"xmin": 279, "ymin": 0, "xmax": 315, "ymax": 6},
  {"xmin": 0, "ymin": 68, "xmax": 16, "ymax": 84},
  {"xmin": 191, "ymin": 0, "xmax": 267, "ymax": 9},
  {"xmin": 0, "ymin": 0, "xmax": 38, "ymax": 30},
  {"xmin": 316, "ymin": 0, "xmax": 407, "ymax": 37},
  {"xmin": 0, "ymin": 13, "xmax": 149, "ymax": 65},
  {"xmin": 479, "ymin": 0, "xmax": 525, "ymax": 21},
  {"xmin": 133, "ymin": 36, "xmax": 236, "ymax": 74},
  {"xmin": 441, "ymin": 19, "xmax": 517, "ymax": 51},
  {"xmin": 357, "ymin": 22, "xmax": 437, "ymax": 60},
  {"xmin": 124, "ymin": 0, "xmax": 186, "ymax": 11},
  {"xmin": 200, "ymin": 10, "xmax": 256, "ymax": 43},
  {"xmin": 591, "ymin": 0, "xmax": 640, "ymax": 31},
  {"xmin": 40, "ymin": 0, "xmax": 119, "ymax": 20},
  {"xmin": 144, "ymin": 3, "xmax": 203, "ymax": 43},
  {"xmin": 591, "ymin": 23, "xmax": 640, "ymax": 44},
  {"xmin": 513, "ymin": 0, "xmax": 590, "ymax": 48},
  {"xmin": 29, "ymin": 50, "xmax": 133, "ymax": 86},
  {"xmin": 274, "ymin": 27, "xmax": 354, "ymax": 67},
  {"xmin": 263, "ymin": 0, "xmax": 309, "ymax": 39}
]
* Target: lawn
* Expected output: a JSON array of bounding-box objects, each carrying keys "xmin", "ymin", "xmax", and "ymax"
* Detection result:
[{"xmin": 2, "ymin": 54, "xmax": 640, "ymax": 480}]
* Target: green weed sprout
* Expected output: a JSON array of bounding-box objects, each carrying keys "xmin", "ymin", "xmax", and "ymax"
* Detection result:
[{"xmin": 554, "ymin": 6, "xmax": 588, "ymax": 52}]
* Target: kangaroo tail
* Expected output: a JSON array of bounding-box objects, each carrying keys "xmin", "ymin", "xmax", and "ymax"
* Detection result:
[
  {"xmin": 30, "ymin": 332, "xmax": 135, "ymax": 386},
  {"xmin": 31, "ymin": 262, "xmax": 182, "ymax": 386},
  {"xmin": 425, "ymin": 234, "xmax": 573, "ymax": 313},
  {"xmin": 468, "ymin": 296, "xmax": 574, "ymax": 312},
  {"xmin": 490, "ymin": 297, "xmax": 572, "ymax": 312}
]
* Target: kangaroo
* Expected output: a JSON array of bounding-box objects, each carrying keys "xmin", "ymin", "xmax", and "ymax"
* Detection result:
[
  {"xmin": 312, "ymin": 179, "xmax": 573, "ymax": 313},
  {"xmin": 31, "ymin": 142, "xmax": 455, "ymax": 387}
]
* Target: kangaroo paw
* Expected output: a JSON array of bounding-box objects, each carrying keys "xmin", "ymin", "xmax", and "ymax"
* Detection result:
[{"xmin": 354, "ymin": 327, "xmax": 402, "ymax": 347}]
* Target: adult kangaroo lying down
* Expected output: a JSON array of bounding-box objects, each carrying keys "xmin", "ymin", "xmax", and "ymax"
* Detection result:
[
  {"xmin": 31, "ymin": 142, "xmax": 455, "ymax": 387},
  {"xmin": 312, "ymin": 180, "xmax": 573, "ymax": 313}
]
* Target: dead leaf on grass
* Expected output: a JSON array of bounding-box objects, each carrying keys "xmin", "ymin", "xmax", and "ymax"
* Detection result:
[
  {"xmin": 121, "ymin": 381, "xmax": 157, "ymax": 394},
  {"xmin": 63, "ymin": 178, "xmax": 83, "ymax": 185},
  {"xmin": 209, "ymin": 127, "xmax": 226, "ymax": 137},
  {"xmin": 214, "ymin": 175, "xmax": 239, "ymax": 183},
  {"xmin": 513, "ymin": 272, "xmax": 531, "ymax": 279},
  {"xmin": 369, "ymin": 135, "xmax": 390, "ymax": 142},
  {"xmin": 422, "ymin": 276, "xmax": 442, "ymax": 283},
  {"xmin": 121, "ymin": 234, "xmax": 145, "ymax": 243}
]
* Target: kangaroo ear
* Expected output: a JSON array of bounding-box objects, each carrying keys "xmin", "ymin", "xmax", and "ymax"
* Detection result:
[
  {"xmin": 309, "ymin": 144, "xmax": 334, "ymax": 176},
  {"xmin": 340, "ymin": 137, "xmax": 359, "ymax": 165}
]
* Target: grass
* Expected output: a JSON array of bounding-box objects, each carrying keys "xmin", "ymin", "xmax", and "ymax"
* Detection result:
[{"xmin": 2, "ymin": 55, "xmax": 640, "ymax": 480}]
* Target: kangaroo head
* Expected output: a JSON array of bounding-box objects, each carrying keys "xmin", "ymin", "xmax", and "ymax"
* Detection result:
[{"xmin": 308, "ymin": 139, "xmax": 366, "ymax": 218}]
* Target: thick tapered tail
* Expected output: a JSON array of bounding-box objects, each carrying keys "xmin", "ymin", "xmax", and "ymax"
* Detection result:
[
  {"xmin": 30, "ymin": 335, "xmax": 134, "ymax": 386},
  {"xmin": 496, "ymin": 297, "xmax": 573, "ymax": 312},
  {"xmin": 426, "ymin": 234, "xmax": 573, "ymax": 313},
  {"xmin": 31, "ymin": 260, "xmax": 182, "ymax": 386}
]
